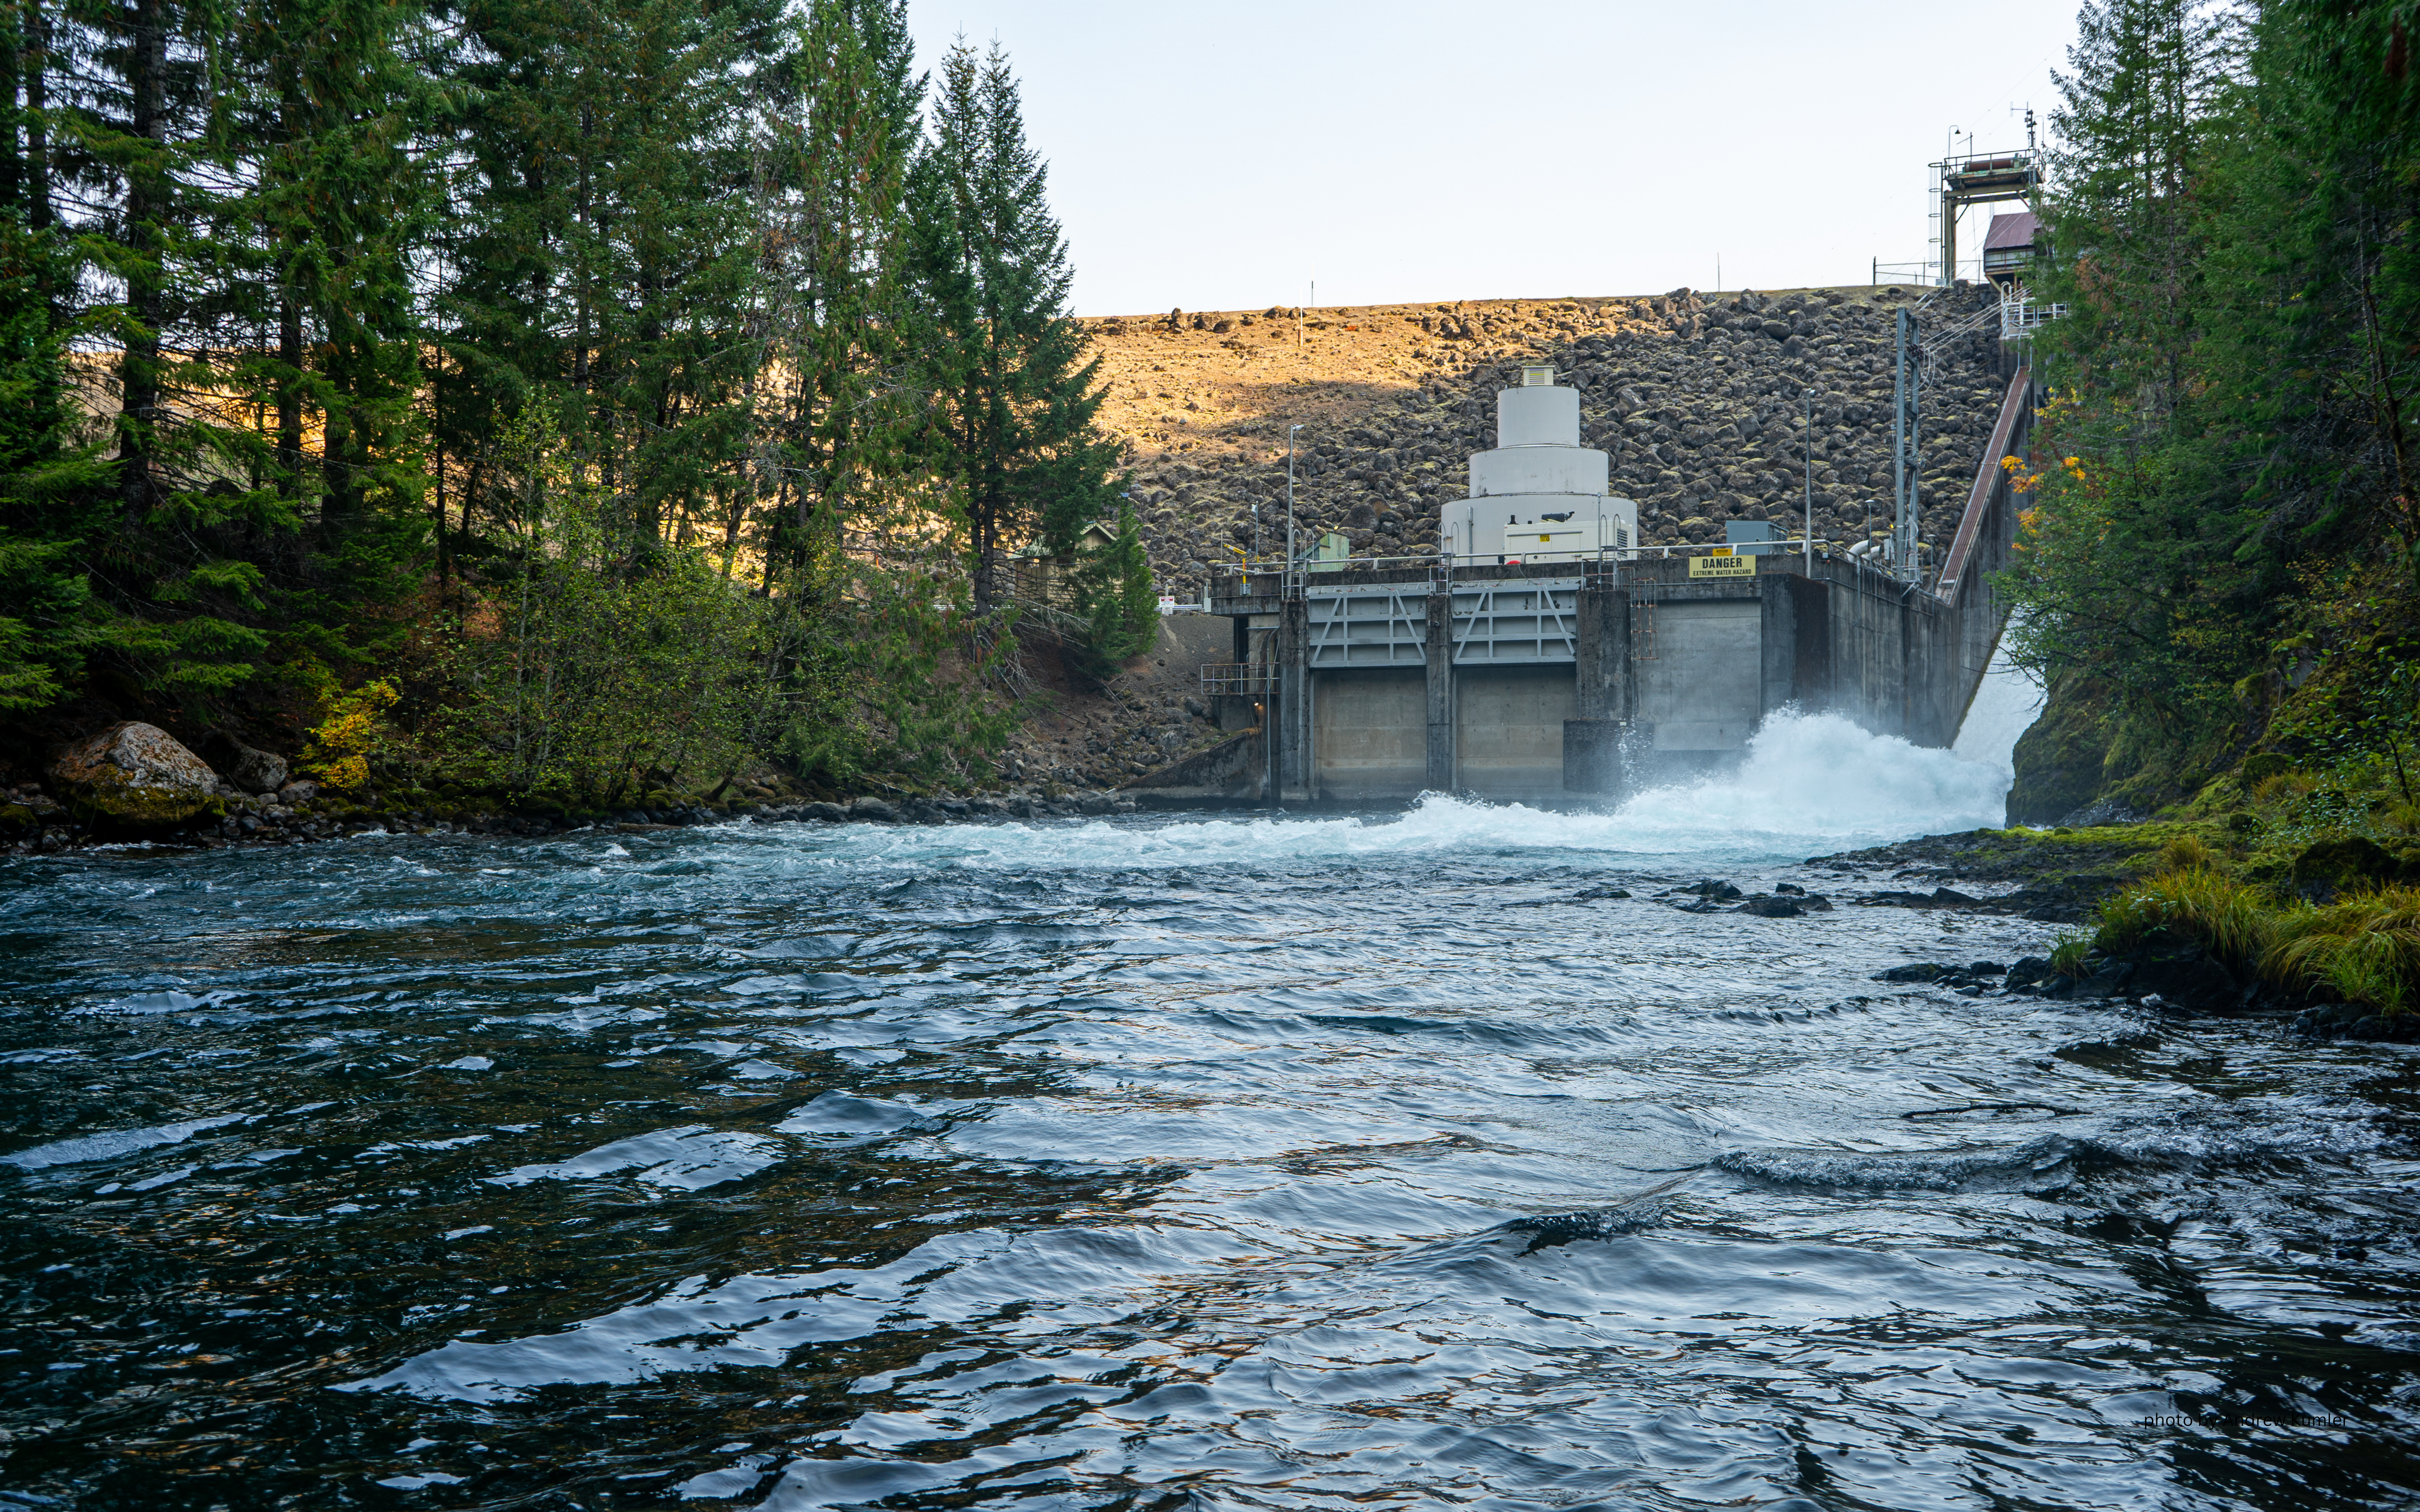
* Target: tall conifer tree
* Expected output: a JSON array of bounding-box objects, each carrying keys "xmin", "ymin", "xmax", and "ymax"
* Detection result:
[
  {"xmin": 742, "ymin": 0, "xmax": 921, "ymax": 588},
  {"xmin": 904, "ymin": 37, "xmax": 1116, "ymax": 615}
]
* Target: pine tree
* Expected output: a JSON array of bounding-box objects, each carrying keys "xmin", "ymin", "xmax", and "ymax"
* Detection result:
[
  {"xmin": 905, "ymin": 36, "xmax": 1118, "ymax": 615},
  {"xmin": 435, "ymin": 0, "xmax": 783, "ymax": 568},
  {"xmin": 742, "ymin": 0, "xmax": 922, "ymax": 589},
  {"xmin": 2042, "ymin": 0, "xmax": 2232, "ymax": 415},
  {"xmin": 225, "ymin": 0, "xmax": 434, "ymax": 629}
]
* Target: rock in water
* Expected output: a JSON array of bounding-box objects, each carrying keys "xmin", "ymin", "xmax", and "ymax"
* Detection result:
[{"xmin": 50, "ymin": 723, "xmax": 223, "ymax": 826}]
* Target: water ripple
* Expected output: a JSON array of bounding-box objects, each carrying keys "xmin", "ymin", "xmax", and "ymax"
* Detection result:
[{"xmin": 2, "ymin": 779, "xmax": 2416, "ymax": 1508}]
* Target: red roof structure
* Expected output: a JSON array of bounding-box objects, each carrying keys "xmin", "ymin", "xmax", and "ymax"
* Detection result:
[
  {"xmin": 1984, "ymin": 211, "xmax": 2039, "ymax": 251},
  {"xmin": 1982, "ymin": 211, "xmax": 2041, "ymax": 286}
]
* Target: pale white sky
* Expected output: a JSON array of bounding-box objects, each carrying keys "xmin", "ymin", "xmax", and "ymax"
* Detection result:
[{"xmin": 908, "ymin": 0, "xmax": 2081, "ymax": 316}]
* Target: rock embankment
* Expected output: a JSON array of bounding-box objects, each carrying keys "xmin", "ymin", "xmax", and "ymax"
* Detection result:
[{"xmin": 1082, "ymin": 284, "xmax": 2012, "ymax": 599}]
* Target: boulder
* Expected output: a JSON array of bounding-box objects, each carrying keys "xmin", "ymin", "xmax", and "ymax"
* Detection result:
[
  {"xmin": 49, "ymin": 722, "xmax": 223, "ymax": 827},
  {"xmin": 198, "ymin": 731, "xmax": 289, "ymax": 794},
  {"xmin": 2005, "ymin": 957, "xmax": 2056, "ymax": 988},
  {"xmin": 2289, "ymin": 836, "xmax": 2406, "ymax": 900},
  {"xmin": 2125, "ymin": 946, "xmax": 2246, "ymax": 1014},
  {"xmin": 847, "ymin": 796, "xmax": 898, "ymax": 822},
  {"xmin": 277, "ymin": 779, "xmax": 320, "ymax": 806}
]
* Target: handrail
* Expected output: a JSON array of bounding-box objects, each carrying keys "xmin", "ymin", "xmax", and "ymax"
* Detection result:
[
  {"xmin": 1209, "ymin": 541, "xmax": 1836, "ymax": 583},
  {"xmin": 1934, "ymin": 366, "xmax": 2031, "ymax": 606},
  {"xmin": 1920, "ymin": 298, "xmax": 2003, "ymax": 376},
  {"xmin": 1200, "ymin": 663, "xmax": 1275, "ymax": 695}
]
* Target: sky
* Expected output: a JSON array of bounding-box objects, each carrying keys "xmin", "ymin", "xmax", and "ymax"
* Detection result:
[{"xmin": 905, "ymin": 0, "xmax": 2085, "ymax": 316}]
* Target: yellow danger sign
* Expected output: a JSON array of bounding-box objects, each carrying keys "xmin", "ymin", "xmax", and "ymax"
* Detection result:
[{"xmin": 1689, "ymin": 553, "xmax": 1756, "ymax": 579}]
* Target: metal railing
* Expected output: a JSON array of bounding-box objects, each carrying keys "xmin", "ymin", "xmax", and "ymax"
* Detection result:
[
  {"xmin": 1872, "ymin": 258, "xmax": 1942, "ymax": 286},
  {"xmin": 1210, "ymin": 540, "xmax": 1849, "ymax": 584},
  {"xmin": 2000, "ymin": 296, "xmax": 2069, "ymax": 338},
  {"xmin": 1200, "ymin": 663, "xmax": 1275, "ymax": 696}
]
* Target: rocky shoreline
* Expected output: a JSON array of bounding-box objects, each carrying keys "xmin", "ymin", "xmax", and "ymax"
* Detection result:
[
  {"xmin": 1, "ymin": 719, "xmax": 1158, "ymax": 858},
  {"xmin": 1, "ymin": 784, "xmax": 1145, "ymax": 857},
  {"xmin": 1806, "ymin": 824, "xmax": 2420, "ymax": 1044}
]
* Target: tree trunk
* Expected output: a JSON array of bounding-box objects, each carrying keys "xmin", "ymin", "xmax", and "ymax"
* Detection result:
[
  {"xmin": 117, "ymin": 0, "xmax": 166, "ymax": 521},
  {"xmin": 277, "ymin": 292, "xmax": 302, "ymax": 500},
  {"xmin": 2, "ymin": 1, "xmax": 20, "ymax": 212},
  {"xmin": 24, "ymin": 0, "xmax": 47, "ymax": 232}
]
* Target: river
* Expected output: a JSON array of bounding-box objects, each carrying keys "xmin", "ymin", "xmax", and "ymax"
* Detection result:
[{"xmin": 5, "ymin": 682, "xmax": 2418, "ymax": 1509}]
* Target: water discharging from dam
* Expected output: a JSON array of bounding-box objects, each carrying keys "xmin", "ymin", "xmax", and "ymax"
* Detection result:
[{"xmin": 5, "ymin": 655, "xmax": 2415, "ymax": 1510}]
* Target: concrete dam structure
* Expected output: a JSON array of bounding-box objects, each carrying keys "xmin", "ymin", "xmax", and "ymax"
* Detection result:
[{"xmin": 1155, "ymin": 353, "xmax": 2035, "ymax": 805}]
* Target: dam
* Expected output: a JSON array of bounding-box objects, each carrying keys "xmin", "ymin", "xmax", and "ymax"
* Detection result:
[{"xmin": 1152, "ymin": 343, "xmax": 2035, "ymax": 805}]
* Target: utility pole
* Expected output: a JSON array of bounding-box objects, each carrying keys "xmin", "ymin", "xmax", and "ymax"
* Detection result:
[
  {"xmin": 1892, "ymin": 307, "xmax": 1921, "ymax": 583},
  {"xmin": 1287, "ymin": 423, "xmax": 1301, "ymax": 590},
  {"xmin": 1802, "ymin": 387, "xmax": 1815, "ymax": 570}
]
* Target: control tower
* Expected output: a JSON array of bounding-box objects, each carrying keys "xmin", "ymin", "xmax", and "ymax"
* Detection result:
[{"xmin": 1438, "ymin": 364, "xmax": 1639, "ymax": 563}]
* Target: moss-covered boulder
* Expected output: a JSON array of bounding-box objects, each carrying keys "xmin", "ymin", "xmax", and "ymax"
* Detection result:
[
  {"xmin": 2289, "ymin": 835, "xmax": 2412, "ymax": 899},
  {"xmin": 49, "ymin": 722, "xmax": 224, "ymax": 828}
]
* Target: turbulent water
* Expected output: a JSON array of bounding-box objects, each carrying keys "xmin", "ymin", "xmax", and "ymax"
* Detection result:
[{"xmin": 5, "ymin": 707, "xmax": 2420, "ymax": 1510}]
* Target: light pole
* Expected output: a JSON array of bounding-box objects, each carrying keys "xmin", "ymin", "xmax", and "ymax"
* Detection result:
[
  {"xmin": 1802, "ymin": 387, "xmax": 1815, "ymax": 569},
  {"xmin": 1286, "ymin": 423, "xmax": 1301, "ymax": 590}
]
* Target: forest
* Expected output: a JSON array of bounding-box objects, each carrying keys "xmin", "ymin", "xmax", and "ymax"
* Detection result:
[
  {"xmin": 2007, "ymin": 0, "xmax": 2420, "ymax": 1016},
  {"xmin": 0, "ymin": 0, "xmax": 1153, "ymax": 808},
  {"xmin": 2011, "ymin": 0, "xmax": 2419, "ymax": 809}
]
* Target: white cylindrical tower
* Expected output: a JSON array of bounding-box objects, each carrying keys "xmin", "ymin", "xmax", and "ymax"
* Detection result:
[
  {"xmin": 1438, "ymin": 365, "xmax": 1635, "ymax": 562},
  {"xmin": 1496, "ymin": 385, "xmax": 1581, "ymax": 448}
]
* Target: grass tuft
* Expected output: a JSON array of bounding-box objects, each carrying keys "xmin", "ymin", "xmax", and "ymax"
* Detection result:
[
  {"xmin": 2155, "ymin": 833, "xmax": 2221, "ymax": 871},
  {"xmin": 2262, "ymin": 885, "xmax": 2420, "ymax": 1017},
  {"xmin": 2093, "ymin": 864, "xmax": 2274, "ymax": 967}
]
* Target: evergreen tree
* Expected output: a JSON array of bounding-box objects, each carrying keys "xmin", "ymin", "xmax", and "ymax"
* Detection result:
[
  {"xmin": 1073, "ymin": 494, "xmax": 1156, "ymax": 674},
  {"xmin": 434, "ymin": 0, "xmax": 783, "ymax": 568},
  {"xmin": 2007, "ymin": 0, "xmax": 2420, "ymax": 806},
  {"xmin": 0, "ymin": 217, "xmax": 109, "ymax": 709},
  {"xmin": 743, "ymin": 0, "xmax": 923, "ymax": 588},
  {"xmin": 2009, "ymin": 0, "xmax": 2255, "ymax": 724},
  {"xmin": 224, "ymin": 0, "xmax": 436, "ymax": 651},
  {"xmin": 905, "ymin": 36, "xmax": 1117, "ymax": 615}
]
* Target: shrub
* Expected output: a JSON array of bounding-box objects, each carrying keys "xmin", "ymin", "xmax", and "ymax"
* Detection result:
[
  {"xmin": 2254, "ymin": 772, "xmax": 2317, "ymax": 805},
  {"xmin": 301, "ymin": 677, "xmax": 401, "ymax": 790}
]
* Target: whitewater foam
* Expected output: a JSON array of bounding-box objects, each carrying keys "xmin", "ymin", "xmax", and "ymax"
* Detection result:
[{"xmin": 769, "ymin": 708, "xmax": 2014, "ymax": 871}]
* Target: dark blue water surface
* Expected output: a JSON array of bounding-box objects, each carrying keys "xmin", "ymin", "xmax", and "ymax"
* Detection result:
[{"xmin": 5, "ymin": 769, "xmax": 2420, "ymax": 1509}]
